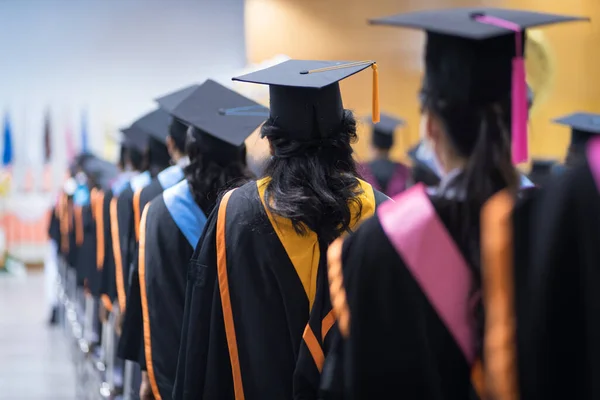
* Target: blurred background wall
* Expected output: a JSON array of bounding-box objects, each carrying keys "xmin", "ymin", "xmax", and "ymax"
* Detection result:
[
  {"xmin": 245, "ymin": 0, "xmax": 600, "ymax": 163},
  {"xmin": 0, "ymin": 0, "xmax": 246, "ymax": 187}
]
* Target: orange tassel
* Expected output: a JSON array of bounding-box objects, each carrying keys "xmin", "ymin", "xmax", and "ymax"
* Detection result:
[{"xmin": 372, "ymin": 63, "xmax": 380, "ymax": 123}]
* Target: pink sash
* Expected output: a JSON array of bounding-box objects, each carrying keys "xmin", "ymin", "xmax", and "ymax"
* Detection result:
[
  {"xmin": 586, "ymin": 137, "xmax": 600, "ymax": 193},
  {"xmin": 378, "ymin": 184, "xmax": 476, "ymax": 364}
]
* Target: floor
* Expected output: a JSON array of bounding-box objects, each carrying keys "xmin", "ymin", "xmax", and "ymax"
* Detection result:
[{"xmin": 0, "ymin": 270, "xmax": 77, "ymax": 400}]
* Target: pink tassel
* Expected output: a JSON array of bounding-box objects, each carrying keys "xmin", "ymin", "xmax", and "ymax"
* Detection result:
[{"xmin": 475, "ymin": 15, "xmax": 528, "ymax": 164}]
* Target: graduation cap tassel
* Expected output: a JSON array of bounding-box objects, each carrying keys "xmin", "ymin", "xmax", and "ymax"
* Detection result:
[
  {"xmin": 372, "ymin": 63, "xmax": 380, "ymax": 124},
  {"xmin": 475, "ymin": 15, "xmax": 528, "ymax": 164}
]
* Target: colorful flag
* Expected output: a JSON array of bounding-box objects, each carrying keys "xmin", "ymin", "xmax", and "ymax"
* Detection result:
[
  {"xmin": 2, "ymin": 113, "xmax": 13, "ymax": 167},
  {"xmin": 80, "ymin": 109, "xmax": 88, "ymax": 154},
  {"xmin": 44, "ymin": 110, "xmax": 52, "ymax": 163}
]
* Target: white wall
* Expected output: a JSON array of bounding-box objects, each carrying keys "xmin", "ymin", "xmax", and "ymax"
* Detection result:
[{"xmin": 0, "ymin": 0, "xmax": 246, "ymax": 190}]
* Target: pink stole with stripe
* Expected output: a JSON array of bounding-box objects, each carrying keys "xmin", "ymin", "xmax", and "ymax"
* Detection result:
[
  {"xmin": 378, "ymin": 183, "xmax": 476, "ymax": 365},
  {"xmin": 586, "ymin": 137, "xmax": 600, "ymax": 192}
]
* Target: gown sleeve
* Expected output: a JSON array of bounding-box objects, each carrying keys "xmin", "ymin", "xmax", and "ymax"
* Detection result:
[{"xmin": 172, "ymin": 205, "xmax": 220, "ymax": 400}]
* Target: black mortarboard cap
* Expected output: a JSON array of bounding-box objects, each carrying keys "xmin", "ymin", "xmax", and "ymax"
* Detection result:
[
  {"xmin": 159, "ymin": 79, "xmax": 268, "ymax": 147},
  {"xmin": 155, "ymin": 84, "xmax": 200, "ymax": 114},
  {"xmin": 371, "ymin": 8, "xmax": 587, "ymax": 164},
  {"xmin": 121, "ymin": 126, "xmax": 150, "ymax": 152},
  {"xmin": 371, "ymin": 8, "xmax": 585, "ymax": 104},
  {"xmin": 371, "ymin": 113, "xmax": 405, "ymax": 149},
  {"xmin": 131, "ymin": 108, "xmax": 172, "ymax": 144},
  {"xmin": 553, "ymin": 112, "xmax": 600, "ymax": 147},
  {"xmin": 233, "ymin": 59, "xmax": 379, "ymax": 140}
]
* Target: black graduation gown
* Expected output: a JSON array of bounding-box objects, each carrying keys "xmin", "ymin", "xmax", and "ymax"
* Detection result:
[
  {"xmin": 119, "ymin": 165, "xmax": 185, "ymax": 364},
  {"xmin": 323, "ymin": 176, "xmax": 543, "ymax": 400},
  {"xmin": 140, "ymin": 180, "xmax": 207, "ymax": 399},
  {"xmin": 360, "ymin": 159, "xmax": 410, "ymax": 197},
  {"xmin": 48, "ymin": 205, "xmax": 61, "ymax": 248},
  {"xmin": 99, "ymin": 188, "xmax": 118, "ymax": 311},
  {"xmin": 516, "ymin": 151, "xmax": 600, "ymax": 400},
  {"xmin": 173, "ymin": 178, "xmax": 386, "ymax": 400},
  {"xmin": 111, "ymin": 171, "xmax": 152, "ymax": 313},
  {"xmin": 73, "ymin": 204, "xmax": 97, "ymax": 289}
]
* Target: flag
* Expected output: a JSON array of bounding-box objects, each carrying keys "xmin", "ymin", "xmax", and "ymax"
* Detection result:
[
  {"xmin": 80, "ymin": 109, "xmax": 88, "ymax": 154},
  {"xmin": 44, "ymin": 109, "xmax": 52, "ymax": 163},
  {"xmin": 2, "ymin": 113, "xmax": 13, "ymax": 167}
]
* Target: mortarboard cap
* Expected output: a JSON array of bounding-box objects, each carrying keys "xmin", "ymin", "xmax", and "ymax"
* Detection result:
[
  {"xmin": 553, "ymin": 112, "xmax": 600, "ymax": 147},
  {"xmin": 155, "ymin": 84, "xmax": 200, "ymax": 113},
  {"xmin": 80, "ymin": 155, "xmax": 120, "ymax": 190},
  {"xmin": 159, "ymin": 79, "xmax": 268, "ymax": 148},
  {"xmin": 121, "ymin": 126, "xmax": 150, "ymax": 153},
  {"xmin": 131, "ymin": 108, "xmax": 172, "ymax": 144},
  {"xmin": 371, "ymin": 113, "xmax": 405, "ymax": 150},
  {"xmin": 233, "ymin": 59, "xmax": 380, "ymax": 140},
  {"xmin": 371, "ymin": 8, "xmax": 587, "ymax": 164}
]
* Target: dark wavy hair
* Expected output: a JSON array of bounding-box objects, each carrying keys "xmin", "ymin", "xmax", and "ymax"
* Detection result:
[
  {"xmin": 184, "ymin": 127, "xmax": 253, "ymax": 215},
  {"xmin": 261, "ymin": 110, "xmax": 362, "ymax": 244}
]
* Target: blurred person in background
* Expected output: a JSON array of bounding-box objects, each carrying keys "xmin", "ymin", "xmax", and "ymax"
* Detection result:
[
  {"xmin": 140, "ymin": 80, "xmax": 264, "ymax": 400},
  {"xmin": 516, "ymin": 112, "xmax": 600, "ymax": 400},
  {"xmin": 359, "ymin": 113, "xmax": 410, "ymax": 197},
  {"xmin": 551, "ymin": 112, "xmax": 600, "ymax": 175}
]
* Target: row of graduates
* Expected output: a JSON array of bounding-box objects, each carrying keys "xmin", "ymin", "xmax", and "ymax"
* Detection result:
[{"xmin": 47, "ymin": 6, "xmax": 600, "ymax": 400}]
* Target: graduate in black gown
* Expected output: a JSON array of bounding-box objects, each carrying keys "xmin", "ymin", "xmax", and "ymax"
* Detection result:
[
  {"xmin": 321, "ymin": 8, "xmax": 584, "ymax": 400},
  {"xmin": 359, "ymin": 113, "xmax": 410, "ymax": 197},
  {"xmin": 118, "ymin": 117, "xmax": 189, "ymax": 369},
  {"xmin": 113, "ymin": 110, "xmax": 171, "ymax": 397},
  {"xmin": 550, "ymin": 112, "xmax": 598, "ymax": 176},
  {"xmin": 110, "ymin": 109, "xmax": 171, "ymax": 318},
  {"xmin": 118, "ymin": 86, "xmax": 197, "ymax": 398},
  {"xmin": 516, "ymin": 113, "xmax": 600, "ymax": 400},
  {"xmin": 173, "ymin": 59, "xmax": 388, "ymax": 400},
  {"xmin": 98, "ymin": 130, "xmax": 147, "ymax": 319},
  {"xmin": 139, "ymin": 80, "xmax": 265, "ymax": 400}
]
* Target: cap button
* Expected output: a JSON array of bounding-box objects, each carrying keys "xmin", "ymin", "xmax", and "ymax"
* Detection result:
[
  {"xmin": 218, "ymin": 108, "xmax": 227, "ymax": 115},
  {"xmin": 470, "ymin": 11, "xmax": 486, "ymax": 19},
  {"xmin": 299, "ymin": 70, "xmax": 309, "ymax": 75}
]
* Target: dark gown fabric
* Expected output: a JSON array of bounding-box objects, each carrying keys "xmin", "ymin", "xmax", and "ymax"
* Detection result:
[
  {"xmin": 140, "ymin": 181, "xmax": 206, "ymax": 400},
  {"xmin": 73, "ymin": 205, "xmax": 97, "ymax": 289},
  {"xmin": 328, "ymin": 193, "xmax": 480, "ymax": 400},
  {"xmin": 99, "ymin": 189, "xmax": 118, "ymax": 310},
  {"xmin": 516, "ymin": 145, "xmax": 600, "ymax": 400},
  {"xmin": 48, "ymin": 205, "xmax": 61, "ymax": 248},
  {"xmin": 118, "ymin": 165, "xmax": 185, "ymax": 366},
  {"xmin": 321, "ymin": 178, "xmax": 537, "ymax": 400},
  {"xmin": 173, "ymin": 178, "xmax": 385, "ymax": 400},
  {"xmin": 359, "ymin": 159, "xmax": 409, "ymax": 197}
]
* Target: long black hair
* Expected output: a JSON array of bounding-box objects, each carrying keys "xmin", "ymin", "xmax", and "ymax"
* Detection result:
[
  {"xmin": 261, "ymin": 109, "xmax": 362, "ymax": 244},
  {"xmin": 421, "ymin": 91, "xmax": 519, "ymax": 358},
  {"xmin": 184, "ymin": 127, "xmax": 252, "ymax": 215}
]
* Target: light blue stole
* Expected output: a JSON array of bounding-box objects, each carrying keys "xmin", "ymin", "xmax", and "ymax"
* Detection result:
[
  {"xmin": 163, "ymin": 180, "xmax": 207, "ymax": 247},
  {"xmin": 157, "ymin": 165, "xmax": 184, "ymax": 190},
  {"xmin": 130, "ymin": 170, "xmax": 152, "ymax": 192}
]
